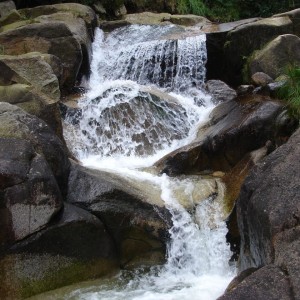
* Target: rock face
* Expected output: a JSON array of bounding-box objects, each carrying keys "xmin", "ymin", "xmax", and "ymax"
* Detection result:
[
  {"xmin": 0, "ymin": 1, "xmax": 16, "ymax": 18},
  {"xmin": 67, "ymin": 162, "xmax": 172, "ymax": 269},
  {"xmin": 220, "ymin": 128, "xmax": 300, "ymax": 300},
  {"xmin": 155, "ymin": 95, "xmax": 296, "ymax": 176},
  {"xmin": 0, "ymin": 203, "xmax": 118, "ymax": 299},
  {"xmin": 247, "ymin": 34, "xmax": 300, "ymax": 80},
  {"xmin": 205, "ymin": 80, "xmax": 237, "ymax": 104},
  {"xmin": 0, "ymin": 102, "xmax": 70, "ymax": 249}
]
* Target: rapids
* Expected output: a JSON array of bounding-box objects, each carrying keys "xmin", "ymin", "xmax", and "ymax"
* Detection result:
[{"xmin": 38, "ymin": 25, "xmax": 236, "ymax": 300}]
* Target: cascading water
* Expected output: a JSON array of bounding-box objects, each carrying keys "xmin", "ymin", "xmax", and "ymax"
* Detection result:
[{"xmin": 59, "ymin": 24, "xmax": 236, "ymax": 300}]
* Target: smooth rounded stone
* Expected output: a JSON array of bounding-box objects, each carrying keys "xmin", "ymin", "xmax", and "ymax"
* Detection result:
[
  {"xmin": 218, "ymin": 265, "xmax": 293, "ymax": 300},
  {"xmin": 205, "ymin": 79, "xmax": 237, "ymax": 104},
  {"xmin": 0, "ymin": 102, "xmax": 70, "ymax": 195},
  {"xmin": 0, "ymin": 1, "xmax": 16, "ymax": 18},
  {"xmin": 251, "ymin": 72, "xmax": 274, "ymax": 86},
  {"xmin": 0, "ymin": 203, "xmax": 118, "ymax": 299},
  {"xmin": 67, "ymin": 162, "xmax": 172, "ymax": 268},
  {"xmin": 237, "ymin": 127, "xmax": 300, "ymax": 271},
  {"xmin": 247, "ymin": 34, "xmax": 300, "ymax": 80},
  {"xmin": 155, "ymin": 95, "xmax": 294, "ymax": 176},
  {"xmin": 224, "ymin": 16, "xmax": 293, "ymax": 85},
  {"xmin": 0, "ymin": 22, "xmax": 82, "ymax": 91}
]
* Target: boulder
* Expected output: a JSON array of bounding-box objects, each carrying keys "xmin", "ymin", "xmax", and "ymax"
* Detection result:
[
  {"xmin": 0, "ymin": 203, "xmax": 118, "ymax": 299},
  {"xmin": 224, "ymin": 16, "xmax": 293, "ymax": 85},
  {"xmin": 0, "ymin": 22, "xmax": 82, "ymax": 91},
  {"xmin": 0, "ymin": 138, "xmax": 63, "ymax": 249},
  {"xmin": 67, "ymin": 162, "xmax": 172, "ymax": 268},
  {"xmin": 247, "ymin": 34, "xmax": 300, "ymax": 80},
  {"xmin": 169, "ymin": 14, "xmax": 210, "ymax": 27},
  {"xmin": 0, "ymin": 9, "xmax": 22, "ymax": 27},
  {"xmin": 155, "ymin": 95, "xmax": 296, "ymax": 176},
  {"xmin": 274, "ymin": 8, "xmax": 300, "ymax": 36},
  {"xmin": 0, "ymin": 52, "xmax": 63, "ymax": 137},
  {"xmin": 205, "ymin": 80, "xmax": 237, "ymax": 104},
  {"xmin": 222, "ymin": 128, "xmax": 300, "ymax": 300},
  {"xmin": 0, "ymin": 1, "xmax": 16, "ymax": 18},
  {"xmin": 0, "ymin": 102, "xmax": 70, "ymax": 195},
  {"xmin": 237, "ymin": 127, "xmax": 300, "ymax": 270},
  {"xmin": 18, "ymin": 3, "xmax": 97, "ymax": 39},
  {"xmin": 123, "ymin": 12, "xmax": 172, "ymax": 25},
  {"xmin": 218, "ymin": 265, "xmax": 293, "ymax": 300}
]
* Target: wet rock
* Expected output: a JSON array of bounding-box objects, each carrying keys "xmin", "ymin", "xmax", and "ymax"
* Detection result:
[
  {"xmin": 205, "ymin": 80, "xmax": 237, "ymax": 104},
  {"xmin": 67, "ymin": 162, "xmax": 172, "ymax": 268},
  {"xmin": 169, "ymin": 15, "xmax": 210, "ymax": 27},
  {"xmin": 251, "ymin": 72, "xmax": 274, "ymax": 86},
  {"xmin": 218, "ymin": 265, "xmax": 293, "ymax": 300},
  {"xmin": 123, "ymin": 12, "xmax": 172, "ymax": 25},
  {"xmin": 0, "ymin": 203, "xmax": 118, "ymax": 299},
  {"xmin": 247, "ymin": 34, "xmax": 300, "ymax": 80},
  {"xmin": 236, "ymin": 85, "xmax": 254, "ymax": 96},
  {"xmin": 155, "ymin": 95, "xmax": 295, "ymax": 176}
]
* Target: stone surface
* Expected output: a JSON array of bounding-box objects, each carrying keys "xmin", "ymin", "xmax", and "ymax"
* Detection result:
[
  {"xmin": 155, "ymin": 95, "xmax": 295, "ymax": 176},
  {"xmin": 67, "ymin": 162, "xmax": 172, "ymax": 268},
  {"xmin": 0, "ymin": 102, "xmax": 70, "ymax": 195},
  {"xmin": 169, "ymin": 14, "xmax": 210, "ymax": 27},
  {"xmin": 237, "ymin": 127, "xmax": 300, "ymax": 270},
  {"xmin": 251, "ymin": 72, "xmax": 274, "ymax": 86},
  {"xmin": 123, "ymin": 12, "xmax": 171, "ymax": 25},
  {"xmin": 274, "ymin": 8, "xmax": 300, "ymax": 36},
  {"xmin": 205, "ymin": 80, "xmax": 237, "ymax": 104},
  {"xmin": 0, "ymin": 22, "xmax": 82, "ymax": 91},
  {"xmin": 0, "ymin": 1, "xmax": 16, "ymax": 18},
  {"xmin": 0, "ymin": 203, "xmax": 118, "ymax": 299},
  {"xmin": 247, "ymin": 34, "xmax": 300, "ymax": 80},
  {"xmin": 218, "ymin": 265, "xmax": 293, "ymax": 300}
]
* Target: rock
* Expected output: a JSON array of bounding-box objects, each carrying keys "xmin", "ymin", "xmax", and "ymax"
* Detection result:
[
  {"xmin": 0, "ymin": 22, "xmax": 82, "ymax": 91},
  {"xmin": 0, "ymin": 53, "xmax": 60, "ymax": 101},
  {"xmin": 66, "ymin": 162, "xmax": 172, "ymax": 268},
  {"xmin": 0, "ymin": 138, "xmax": 63, "ymax": 248},
  {"xmin": 218, "ymin": 265, "xmax": 293, "ymax": 300},
  {"xmin": 114, "ymin": 4, "xmax": 127, "ymax": 17},
  {"xmin": 169, "ymin": 14, "xmax": 210, "ymax": 27},
  {"xmin": 251, "ymin": 72, "xmax": 274, "ymax": 86},
  {"xmin": 123, "ymin": 12, "xmax": 172, "ymax": 25},
  {"xmin": 0, "ymin": 9, "xmax": 21, "ymax": 27},
  {"xmin": 236, "ymin": 85, "xmax": 254, "ymax": 95},
  {"xmin": 0, "ymin": 203, "xmax": 118, "ymax": 299},
  {"xmin": 224, "ymin": 16, "xmax": 293, "ymax": 85},
  {"xmin": 237, "ymin": 127, "xmax": 300, "ymax": 271},
  {"xmin": 0, "ymin": 1, "xmax": 16, "ymax": 18},
  {"xmin": 100, "ymin": 19, "xmax": 131, "ymax": 32},
  {"xmin": 155, "ymin": 95, "xmax": 295, "ymax": 176},
  {"xmin": 0, "ymin": 53, "xmax": 63, "ymax": 137},
  {"xmin": 0, "ymin": 102, "xmax": 70, "ymax": 195},
  {"xmin": 18, "ymin": 3, "xmax": 97, "ymax": 39},
  {"xmin": 125, "ymin": 0, "xmax": 177, "ymax": 14},
  {"xmin": 247, "ymin": 34, "xmax": 300, "ymax": 80},
  {"xmin": 274, "ymin": 8, "xmax": 300, "ymax": 36},
  {"xmin": 205, "ymin": 80, "xmax": 237, "ymax": 104}
]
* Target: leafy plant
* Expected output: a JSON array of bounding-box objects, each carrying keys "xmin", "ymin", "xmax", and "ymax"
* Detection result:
[{"xmin": 277, "ymin": 65, "xmax": 300, "ymax": 119}]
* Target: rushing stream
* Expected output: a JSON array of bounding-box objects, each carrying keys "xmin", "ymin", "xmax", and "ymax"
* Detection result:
[{"xmin": 36, "ymin": 25, "xmax": 236, "ymax": 300}]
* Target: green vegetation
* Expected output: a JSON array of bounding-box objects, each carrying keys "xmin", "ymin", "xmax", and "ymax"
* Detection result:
[
  {"xmin": 176, "ymin": 0, "xmax": 299, "ymax": 22},
  {"xmin": 277, "ymin": 66, "xmax": 300, "ymax": 119}
]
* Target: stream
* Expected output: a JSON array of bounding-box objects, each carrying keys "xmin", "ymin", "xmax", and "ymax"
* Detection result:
[{"xmin": 32, "ymin": 24, "xmax": 236, "ymax": 300}]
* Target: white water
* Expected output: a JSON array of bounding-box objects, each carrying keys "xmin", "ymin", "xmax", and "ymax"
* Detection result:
[{"xmin": 62, "ymin": 25, "xmax": 236, "ymax": 300}]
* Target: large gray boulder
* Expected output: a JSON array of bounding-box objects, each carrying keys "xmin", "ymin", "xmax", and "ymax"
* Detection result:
[
  {"xmin": 0, "ymin": 22, "xmax": 82, "ymax": 91},
  {"xmin": 220, "ymin": 127, "xmax": 300, "ymax": 300},
  {"xmin": 246, "ymin": 34, "xmax": 300, "ymax": 80},
  {"xmin": 0, "ymin": 1, "xmax": 16, "ymax": 18},
  {"xmin": 155, "ymin": 95, "xmax": 295, "ymax": 176},
  {"xmin": 0, "ymin": 203, "xmax": 118, "ymax": 299},
  {"xmin": 67, "ymin": 162, "xmax": 172, "ymax": 268}
]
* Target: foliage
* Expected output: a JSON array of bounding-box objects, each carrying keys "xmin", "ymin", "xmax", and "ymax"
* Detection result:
[
  {"xmin": 277, "ymin": 65, "xmax": 300, "ymax": 119},
  {"xmin": 177, "ymin": 0, "xmax": 207, "ymax": 15}
]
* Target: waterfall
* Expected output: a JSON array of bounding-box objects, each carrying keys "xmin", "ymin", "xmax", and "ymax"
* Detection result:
[{"xmin": 60, "ymin": 25, "xmax": 236, "ymax": 300}]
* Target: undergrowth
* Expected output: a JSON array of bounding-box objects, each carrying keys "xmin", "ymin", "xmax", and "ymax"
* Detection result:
[{"xmin": 277, "ymin": 65, "xmax": 300, "ymax": 119}]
